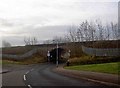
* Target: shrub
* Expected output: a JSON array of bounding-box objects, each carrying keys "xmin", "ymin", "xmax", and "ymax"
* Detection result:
[{"xmin": 69, "ymin": 55, "xmax": 120, "ymax": 66}]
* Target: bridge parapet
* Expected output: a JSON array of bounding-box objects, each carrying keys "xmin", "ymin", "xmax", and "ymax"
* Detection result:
[{"xmin": 82, "ymin": 45, "xmax": 120, "ymax": 56}]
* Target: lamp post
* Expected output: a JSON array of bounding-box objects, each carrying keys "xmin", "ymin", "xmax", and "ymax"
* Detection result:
[{"xmin": 56, "ymin": 42, "xmax": 58, "ymax": 67}]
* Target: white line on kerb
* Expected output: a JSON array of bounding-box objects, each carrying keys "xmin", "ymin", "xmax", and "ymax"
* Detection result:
[
  {"xmin": 28, "ymin": 85, "xmax": 32, "ymax": 88},
  {"xmin": 24, "ymin": 75, "xmax": 26, "ymax": 80}
]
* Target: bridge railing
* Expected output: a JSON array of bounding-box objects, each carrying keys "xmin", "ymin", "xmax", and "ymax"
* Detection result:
[{"xmin": 82, "ymin": 45, "xmax": 120, "ymax": 56}]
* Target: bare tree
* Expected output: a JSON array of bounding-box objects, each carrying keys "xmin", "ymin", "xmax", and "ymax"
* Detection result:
[
  {"xmin": 24, "ymin": 36, "xmax": 38, "ymax": 45},
  {"xmin": 43, "ymin": 40, "xmax": 52, "ymax": 44},
  {"xmin": 31, "ymin": 37, "xmax": 38, "ymax": 45},
  {"xmin": 111, "ymin": 22, "xmax": 118, "ymax": 40},
  {"xmin": 105, "ymin": 24, "xmax": 111, "ymax": 40},
  {"xmin": 77, "ymin": 25, "xmax": 84, "ymax": 42},
  {"xmin": 24, "ymin": 37, "xmax": 31, "ymax": 45},
  {"xmin": 2, "ymin": 40, "xmax": 11, "ymax": 47},
  {"xmin": 68, "ymin": 26, "xmax": 78, "ymax": 42},
  {"xmin": 52, "ymin": 36, "xmax": 70, "ymax": 44}
]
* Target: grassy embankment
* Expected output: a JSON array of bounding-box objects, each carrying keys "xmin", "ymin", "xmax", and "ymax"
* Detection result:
[
  {"xmin": 2, "ymin": 53, "xmax": 46, "ymax": 65},
  {"xmin": 0, "ymin": 54, "xmax": 46, "ymax": 65},
  {"xmin": 65, "ymin": 62, "xmax": 120, "ymax": 75},
  {"xmin": 2, "ymin": 57, "xmax": 45, "ymax": 65},
  {"xmin": 2, "ymin": 46, "xmax": 46, "ymax": 65},
  {"xmin": 65, "ymin": 40, "xmax": 120, "ymax": 74},
  {"xmin": 2, "ymin": 40, "xmax": 119, "ymax": 65}
]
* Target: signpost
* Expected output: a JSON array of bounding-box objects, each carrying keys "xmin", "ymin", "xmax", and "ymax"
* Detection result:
[{"xmin": 47, "ymin": 51, "xmax": 50, "ymax": 62}]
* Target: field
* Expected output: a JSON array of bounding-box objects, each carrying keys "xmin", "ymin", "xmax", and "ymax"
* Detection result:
[{"xmin": 65, "ymin": 62, "xmax": 120, "ymax": 75}]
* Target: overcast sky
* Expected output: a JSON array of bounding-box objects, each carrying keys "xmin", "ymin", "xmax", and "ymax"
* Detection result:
[{"xmin": 0, "ymin": 0, "xmax": 119, "ymax": 47}]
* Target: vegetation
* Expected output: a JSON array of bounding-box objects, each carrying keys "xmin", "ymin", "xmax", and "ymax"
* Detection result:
[
  {"xmin": 43, "ymin": 20, "xmax": 118, "ymax": 45},
  {"xmin": 65, "ymin": 62, "xmax": 120, "ymax": 74},
  {"xmin": 68, "ymin": 55, "xmax": 119, "ymax": 66},
  {"xmin": 2, "ymin": 57, "xmax": 45, "ymax": 65},
  {"xmin": 18, "ymin": 53, "xmax": 46, "ymax": 65},
  {"xmin": 2, "ymin": 40, "xmax": 11, "ymax": 47},
  {"xmin": 24, "ymin": 36, "xmax": 38, "ymax": 45},
  {"xmin": 2, "ymin": 52, "xmax": 46, "ymax": 65},
  {"xmin": 2, "ymin": 60, "xmax": 22, "ymax": 65},
  {"xmin": 85, "ymin": 40, "xmax": 120, "ymax": 48}
]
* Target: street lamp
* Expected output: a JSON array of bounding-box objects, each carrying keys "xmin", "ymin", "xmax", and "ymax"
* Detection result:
[
  {"xmin": 56, "ymin": 42, "xmax": 58, "ymax": 67},
  {"xmin": 53, "ymin": 40, "xmax": 59, "ymax": 67}
]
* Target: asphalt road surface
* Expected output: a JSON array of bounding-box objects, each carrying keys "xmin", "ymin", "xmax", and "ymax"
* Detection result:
[
  {"xmin": 2, "ymin": 63, "xmax": 109, "ymax": 88},
  {"xmin": 24, "ymin": 63, "xmax": 109, "ymax": 88}
]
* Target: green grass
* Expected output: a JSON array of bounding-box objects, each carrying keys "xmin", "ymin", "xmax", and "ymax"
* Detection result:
[{"xmin": 65, "ymin": 62, "xmax": 120, "ymax": 75}]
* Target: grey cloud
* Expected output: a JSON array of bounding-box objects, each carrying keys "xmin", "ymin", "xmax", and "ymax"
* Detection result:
[
  {"xmin": 2, "ymin": 25, "xmax": 70, "ymax": 46},
  {"xmin": 21, "ymin": 25, "xmax": 70, "ymax": 37},
  {"xmin": 0, "ymin": 18, "xmax": 14, "ymax": 27}
]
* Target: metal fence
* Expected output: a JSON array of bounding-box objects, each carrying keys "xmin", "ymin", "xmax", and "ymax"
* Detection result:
[
  {"xmin": 1, "ymin": 48, "xmax": 38, "ymax": 60},
  {"xmin": 82, "ymin": 45, "xmax": 120, "ymax": 56}
]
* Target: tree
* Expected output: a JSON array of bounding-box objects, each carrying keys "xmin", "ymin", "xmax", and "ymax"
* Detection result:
[
  {"xmin": 43, "ymin": 40, "xmax": 52, "ymax": 44},
  {"xmin": 24, "ymin": 36, "xmax": 38, "ymax": 45},
  {"xmin": 111, "ymin": 22, "xmax": 118, "ymax": 40},
  {"xmin": 52, "ymin": 36, "xmax": 70, "ymax": 44},
  {"xmin": 2, "ymin": 40, "xmax": 11, "ymax": 47},
  {"xmin": 67, "ymin": 26, "xmax": 78, "ymax": 42}
]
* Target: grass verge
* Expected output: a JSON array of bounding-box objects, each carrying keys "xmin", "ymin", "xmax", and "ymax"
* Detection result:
[{"xmin": 65, "ymin": 62, "xmax": 120, "ymax": 75}]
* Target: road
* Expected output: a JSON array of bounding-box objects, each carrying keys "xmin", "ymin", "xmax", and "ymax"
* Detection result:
[{"xmin": 2, "ymin": 63, "xmax": 109, "ymax": 88}]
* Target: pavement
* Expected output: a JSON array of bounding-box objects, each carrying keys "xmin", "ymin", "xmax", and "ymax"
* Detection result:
[{"xmin": 53, "ymin": 64, "xmax": 120, "ymax": 87}]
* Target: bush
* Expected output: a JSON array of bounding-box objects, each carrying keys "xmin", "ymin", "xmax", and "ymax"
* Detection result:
[{"xmin": 69, "ymin": 55, "xmax": 120, "ymax": 66}]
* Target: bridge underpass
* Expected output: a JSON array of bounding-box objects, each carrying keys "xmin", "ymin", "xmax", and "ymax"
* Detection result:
[{"xmin": 48, "ymin": 47, "xmax": 70, "ymax": 64}]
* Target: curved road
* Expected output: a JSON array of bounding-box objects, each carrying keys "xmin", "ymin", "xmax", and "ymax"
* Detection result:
[{"xmin": 24, "ymin": 63, "xmax": 108, "ymax": 88}]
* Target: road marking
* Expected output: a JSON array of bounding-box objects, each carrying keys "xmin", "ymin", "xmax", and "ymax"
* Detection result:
[
  {"xmin": 30, "ymin": 69, "xmax": 34, "ymax": 71},
  {"xmin": 24, "ymin": 75, "xmax": 26, "ymax": 80},
  {"xmin": 28, "ymin": 85, "xmax": 32, "ymax": 88},
  {"xmin": 25, "ymin": 71, "xmax": 29, "ymax": 74}
]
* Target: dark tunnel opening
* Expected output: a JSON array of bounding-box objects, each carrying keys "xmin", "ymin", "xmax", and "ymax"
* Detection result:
[{"xmin": 49, "ymin": 48, "xmax": 66, "ymax": 63}]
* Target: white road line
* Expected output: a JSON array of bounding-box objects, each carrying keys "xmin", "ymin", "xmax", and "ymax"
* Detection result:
[
  {"xmin": 28, "ymin": 85, "xmax": 32, "ymax": 88},
  {"xmin": 30, "ymin": 68, "xmax": 34, "ymax": 71},
  {"xmin": 24, "ymin": 75, "xmax": 26, "ymax": 80},
  {"xmin": 25, "ymin": 71, "xmax": 30, "ymax": 74}
]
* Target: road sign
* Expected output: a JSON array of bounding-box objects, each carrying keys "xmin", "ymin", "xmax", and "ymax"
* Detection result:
[{"xmin": 47, "ymin": 51, "xmax": 50, "ymax": 57}]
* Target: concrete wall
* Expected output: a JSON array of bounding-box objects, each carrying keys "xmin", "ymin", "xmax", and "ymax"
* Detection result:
[{"xmin": 82, "ymin": 45, "xmax": 120, "ymax": 56}]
